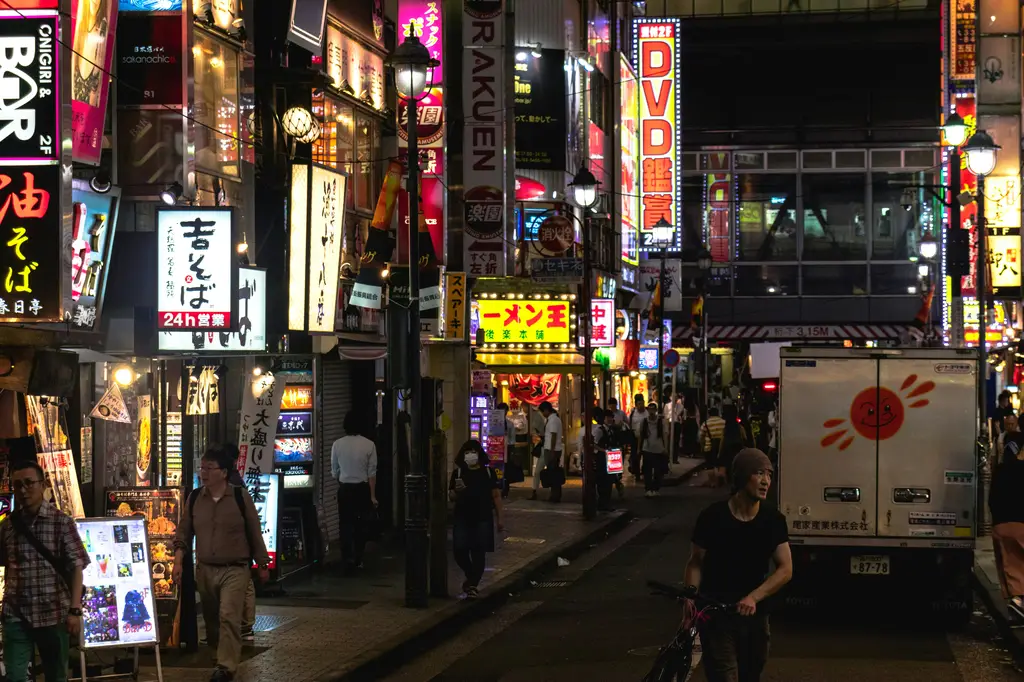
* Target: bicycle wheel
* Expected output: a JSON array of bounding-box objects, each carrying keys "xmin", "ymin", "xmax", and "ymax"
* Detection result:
[{"xmin": 643, "ymin": 647, "xmax": 684, "ymax": 682}]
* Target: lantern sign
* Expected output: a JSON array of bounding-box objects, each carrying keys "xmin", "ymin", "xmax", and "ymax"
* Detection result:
[
  {"xmin": 156, "ymin": 207, "xmax": 237, "ymax": 331},
  {"xmin": 536, "ymin": 215, "xmax": 574, "ymax": 256},
  {"xmin": 987, "ymin": 234, "xmax": 1021, "ymax": 292}
]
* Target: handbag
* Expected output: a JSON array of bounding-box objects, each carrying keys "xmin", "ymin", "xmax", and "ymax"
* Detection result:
[
  {"xmin": 504, "ymin": 461, "xmax": 525, "ymax": 484},
  {"xmin": 540, "ymin": 466, "xmax": 566, "ymax": 488}
]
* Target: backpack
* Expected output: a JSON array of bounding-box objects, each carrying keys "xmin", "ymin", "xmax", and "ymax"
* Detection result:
[
  {"xmin": 595, "ymin": 425, "xmax": 612, "ymax": 451},
  {"xmin": 187, "ymin": 485, "xmax": 254, "ymax": 560}
]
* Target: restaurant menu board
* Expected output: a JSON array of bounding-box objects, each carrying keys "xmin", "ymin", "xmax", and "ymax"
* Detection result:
[
  {"xmin": 105, "ymin": 488, "xmax": 181, "ymax": 601},
  {"xmin": 244, "ymin": 473, "xmax": 280, "ymax": 569},
  {"xmin": 78, "ymin": 517, "xmax": 159, "ymax": 649}
]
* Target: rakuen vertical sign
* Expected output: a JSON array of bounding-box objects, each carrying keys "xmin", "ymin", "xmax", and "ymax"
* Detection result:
[
  {"xmin": 633, "ymin": 18, "xmax": 681, "ymax": 251},
  {"xmin": 463, "ymin": 0, "xmax": 507, "ymax": 277}
]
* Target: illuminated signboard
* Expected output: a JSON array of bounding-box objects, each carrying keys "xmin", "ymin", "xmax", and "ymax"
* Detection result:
[
  {"xmin": 475, "ymin": 296, "xmax": 574, "ymax": 347},
  {"xmin": 589, "ymin": 298, "xmax": 615, "ymax": 348},
  {"xmin": 952, "ymin": 95, "xmax": 978, "ymax": 296},
  {"xmin": 159, "ymin": 267, "xmax": 266, "ymax": 352},
  {"xmin": 245, "ymin": 473, "xmax": 280, "ymax": 570},
  {"xmin": 619, "ymin": 55, "xmax": 640, "ymax": 267},
  {"xmin": 71, "ymin": 0, "xmax": 119, "ymax": 164},
  {"xmin": 0, "ymin": 12, "xmax": 60, "ymax": 163},
  {"xmin": 638, "ymin": 346, "xmax": 660, "ymax": 371},
  {"xmin": 280, "ymin": 384, "xmax": 313, "ymax": 410},
  {"xmin": 277, "ymin": 411, "xmax": 312, "ymax": 437},
  {"xmin": 156, "ymin": 207, "xmax": 237, "ymax": 331},
  {"xmin": 987, "ymin": 234, "xmax": 1021, "ymax": 291},
  {"xmin": 632, "ymin": 18, "xmax": 681, "ymax": 251}
]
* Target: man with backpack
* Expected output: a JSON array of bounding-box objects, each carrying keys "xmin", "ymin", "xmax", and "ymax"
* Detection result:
[
  {"xmin": 173, "ymin": 447, "xmax": 269, "ymax": 682},
  {"xmin": 1, "ymin": 460, "xmax": 90, "ymax": 682}
]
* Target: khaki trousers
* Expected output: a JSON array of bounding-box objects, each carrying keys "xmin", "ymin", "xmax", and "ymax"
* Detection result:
[{"xmin": 197, "ymin": 563, "xmax": 249, "ymax": 672}]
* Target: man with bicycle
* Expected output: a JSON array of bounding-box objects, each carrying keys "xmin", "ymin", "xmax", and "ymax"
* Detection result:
[{"xmin": 684, "ymin": 448, "xmax": 792, "ymax": 682}]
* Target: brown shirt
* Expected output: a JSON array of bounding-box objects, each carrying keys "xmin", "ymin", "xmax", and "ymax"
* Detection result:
[{"xmin": 173, "ymin": 485, "xmax": 270, "ymax": 567}]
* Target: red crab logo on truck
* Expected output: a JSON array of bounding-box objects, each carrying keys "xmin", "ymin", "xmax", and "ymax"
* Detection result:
[{"xmin": 820, "ymin": 374, "xmax": 934, "ymax": 450}]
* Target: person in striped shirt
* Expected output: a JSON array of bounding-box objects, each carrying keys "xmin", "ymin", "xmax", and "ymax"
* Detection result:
[{"xmin": 701, "ymin": 408, "xmax": 727, "ymax": 487}]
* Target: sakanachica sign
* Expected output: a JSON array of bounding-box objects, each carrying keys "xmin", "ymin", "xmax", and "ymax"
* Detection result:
[{"xmin": 633, "ymin": 18, "xmax": 681, "ymax": 250}]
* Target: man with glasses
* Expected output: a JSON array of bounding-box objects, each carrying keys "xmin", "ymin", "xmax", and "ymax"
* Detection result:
[
  {"xmin": 0, "ymin": 460, "xmax": 89, "ymax": 682},
  {"xmin": 174, "ymin": 448, "xmax": 268, "ymax": 682}
]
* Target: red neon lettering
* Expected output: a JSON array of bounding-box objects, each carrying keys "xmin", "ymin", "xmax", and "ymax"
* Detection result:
[
  {"xmin": 642, "ymin": 80, "xmax": 672, "ymax": 117},
  {"xmin": 641, "ymin": 41, "xmax": 671, "ymax": 78}
]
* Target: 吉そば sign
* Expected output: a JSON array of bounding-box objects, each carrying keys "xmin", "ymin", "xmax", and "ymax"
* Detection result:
[
  {"xmin": 158, "ymin": 267, "xmax": 266, "ymax": 352},
  {"xmin": 156, "ymin": 207, "xmax": 237, "ymax": 332}
]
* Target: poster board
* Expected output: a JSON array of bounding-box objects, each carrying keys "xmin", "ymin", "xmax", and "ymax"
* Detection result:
[
  {"xmin": 78, "ymin": 517, "xmax": 160, "ymax": 649},
  {"xmin": 105, "ymin": 488, "xmax": 181, "ymax": 601},
  {"xmin": 243, "ymin": 473, "xmax": 281, "ymax": 569}
]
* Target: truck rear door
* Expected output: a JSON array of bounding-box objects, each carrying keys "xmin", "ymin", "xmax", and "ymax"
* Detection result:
[
  {"xmin": 876, "ymin": 356, "xmax": 976, "ymax": 539},
  {"xmin": 780, "ymin": 355, "xmax": 877, "ymax": 536}
]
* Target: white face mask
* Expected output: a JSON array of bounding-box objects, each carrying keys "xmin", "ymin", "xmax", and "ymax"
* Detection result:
[{"xmin": 464, "ymin": 452, "xmax": 479, "ymax": 467}]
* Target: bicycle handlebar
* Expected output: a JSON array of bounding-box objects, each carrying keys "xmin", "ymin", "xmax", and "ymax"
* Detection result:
[{"xmin": 646, "ymin": 580, "xmax": 736, "ymax": 612}]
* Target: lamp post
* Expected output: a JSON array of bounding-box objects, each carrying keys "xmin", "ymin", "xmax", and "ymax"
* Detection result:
[
  {"xmin": 569, "ymin": 166, "xmax": 599, "ymax": 521},
  {"xmin": 943, "ymin": 113, "xmax": 968, "ymax": 347},
  {"xmin": 388, "ymin": 34, "xmax": 438, "ymax": 609},
  {"xmin": 651, "ymin": 217, "xmax": 674, "ymax": 402},
  {"xmin": 918, "ymin": 234, "xmax": 937, "ymax": 345},
  {"xmin": 696, "ymin": 246, "xmax": 712, "ymax": 412},
  {"xmin": 963, "ymin": 130, "xmax": 999, "ymax": 441}
]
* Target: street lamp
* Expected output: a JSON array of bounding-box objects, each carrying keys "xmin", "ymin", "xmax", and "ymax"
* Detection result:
[
  {"xmin": 963, "ymin": 130, "xmax": 999, "ymax": 462},
  {"xmin": 388, "ymin": 32, "xmax": 438, "ymax": 610},
  {"xmin": 650, "ymin": 217, "xmax": 673, "ymax": 421},
  {"xmin": 919, "ymin": 233, "xmax": 938, "ymax": 260},
  {"xmin": 569, "ymin": 166, "xmax": 599, "ymax": 521},
  {"xmin": 942, "ymin": 113, "xmax": 969, "ymax": 147}
]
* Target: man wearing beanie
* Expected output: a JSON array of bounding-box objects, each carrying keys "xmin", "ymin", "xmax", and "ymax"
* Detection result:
[{"xmin": 684, "ymin": 448, "xmax": 792, "ymax": 682}]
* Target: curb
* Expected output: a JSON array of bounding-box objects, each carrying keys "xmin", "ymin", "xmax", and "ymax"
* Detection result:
[
  {"xmin": 973, "ymin": 567, "xmax": 1024, "ymax": 664},
  {"xmin": 330, "ymin": 509, "xmax": 636, "ymax": 682},
  {"xmin": 661, "ymin": 461, "xmax": 708, "ymax": 488}
]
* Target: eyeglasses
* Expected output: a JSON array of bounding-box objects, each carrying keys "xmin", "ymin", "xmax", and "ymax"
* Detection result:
[
  {"xmin": 11, "ymin": 479, "xmax": 42, "ymax": 490},
  {"xmin": 199, "ymin": 465, "xmax": 223, "ymax": 473}
]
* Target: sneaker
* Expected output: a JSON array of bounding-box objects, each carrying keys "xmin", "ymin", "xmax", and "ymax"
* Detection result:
[
  {"xmin": 645, "ymin": 490, "xmax": 654, "ymax": 498},
  {"xmin": 466, "ymin": 586, "xmax": 480, "ymax": 600},
  {"xmin": 210, "ymin": 666, "xmax": 234, "ymax": 682}
]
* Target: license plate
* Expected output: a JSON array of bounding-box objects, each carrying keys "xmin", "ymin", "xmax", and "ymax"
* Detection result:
[{"xmin": 850, "ymin": 555, "xmax": 890, "ymax": 575}]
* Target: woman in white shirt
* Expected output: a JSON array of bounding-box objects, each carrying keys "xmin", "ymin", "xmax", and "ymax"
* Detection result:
[{"xmin": 640, "ymin": 402, "xmax": 668, "ymax": 497}]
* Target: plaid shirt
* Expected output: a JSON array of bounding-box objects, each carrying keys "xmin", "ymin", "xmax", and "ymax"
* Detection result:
[{"xmin": 0, "ymin": 502, "xmax": 90, "ymax": 628}]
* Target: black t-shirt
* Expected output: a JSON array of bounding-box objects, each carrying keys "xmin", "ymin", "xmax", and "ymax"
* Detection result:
[
  {"xmin": 691, "ymin": 500, "xmax": 789, "ymax": 603},
  {"xmin": 449, "ymin": 466, "xmax": 499, "ymax": 523}
]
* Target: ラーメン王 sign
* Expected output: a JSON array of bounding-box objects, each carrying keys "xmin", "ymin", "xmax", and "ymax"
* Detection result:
[{"xmin": 156, "ymin": 207, "xmax": 237, "ymax": 331}]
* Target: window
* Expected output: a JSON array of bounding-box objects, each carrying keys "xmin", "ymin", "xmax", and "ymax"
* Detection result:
[
  {"xmin": 193, "ymin": 32, "xmax": 239, "ymax": 178},
  {"xmin": 312, "ymin": 95, "xmax": 355, "ymax": 208},
  {"xmin": 802, "ymin": 264, "xmax": 867, "ymax": 295},
  {"xmin": 802, "ymin": 173, "xmax": 867, "ymax": 260},
  {"xmin": 872, "ymin": 173, "xmax": 924, "ymax": 260},
  {"xmin": 870, "ymin": 263, "xmax": 920, "ymax": 295},
  {"xmin": 736, "ymin": 174, "xmax": 797, "ymax": 261},
  {"xmin": 735, "ymin": 264, "xmax": 798, "ymax": 296}
]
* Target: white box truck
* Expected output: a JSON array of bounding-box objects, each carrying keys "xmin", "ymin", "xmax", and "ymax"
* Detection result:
[{"xmin": 778, "ymin": 347, "xmax": 977, "ymax": 623}]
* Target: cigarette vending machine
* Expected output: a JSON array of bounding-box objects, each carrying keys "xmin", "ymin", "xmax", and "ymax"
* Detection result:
[{"xmin": 470, "ymin": 395, "xmax": 492, "ymax": 442}]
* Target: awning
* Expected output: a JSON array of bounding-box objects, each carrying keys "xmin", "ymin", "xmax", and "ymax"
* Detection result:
[
  {"xmin": 474, "ymin": 352, "xmax": 602, "ymax": 374},
  {"xmin": 673, "ymin": 324, "xmax": 923, "ymax": 343}
]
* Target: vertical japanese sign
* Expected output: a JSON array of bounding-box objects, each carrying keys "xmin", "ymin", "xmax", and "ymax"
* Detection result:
[
  {"xmin": 705, "ymin": 163, "xmax": 731, "ymax": 264},
  {"xmin": 443, "ymin": 271, "xmax": 466, "ymax": 340},
  {"xmin": 156, "ymin": 207, "xmax": 237, "ymax": 331},
  {"xmin": 287, "ymin": 164, "xmax": 348, "ymax": 331},
  {"xmin": 950, "ymin": 0, "xmax": 975, "ymax": 80},
  {"xmin": 463, "ymin": 0, "xmax": 507, "ymax": 276},
  {"xmin": 350, "ymin": 161, "xmax": 401, "ymax": 310},
  {"xmin": 0, "ymin": 9, "xmax": 70, "ymax": 322},
  {"xmin": 589, "ymin": 298, "xmax": 615, "ymax": 347},
  {"xmin": 70, "ymin": 0, "xmax": 118, "ymax": 165},
  {"xmin": 633, "ymin": 18, "xmax": 681, "ymax": 251},
  {"xmin": 619, "ymin": 56, "xmax": 640, "ymax": 269},
  {"xmin": 987, "ymin": 234, "xmax": 1021, "ymax": 291},
  {"xmin": 397, "ymin": 0, "xmax": 445, "ymax": 263},
  {"xmin": 513, "ymin": 48, "xmax": 566, "ymax": 171},
  {"xmin": 237, "ymin": 373, "xmax": 282, "ymax": 477}
]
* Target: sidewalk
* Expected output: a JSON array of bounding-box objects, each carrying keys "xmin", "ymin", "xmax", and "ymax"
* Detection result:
[
  {"xmin": 974, "ymin": 546, "xmax": 1024, "ymax": 663},
  {"xmin": 131, "ymin": 499, "xmax": 631, "ymax": 682},
  {"xmin": 508, "ymin": 455, "xmax": 706, "ymax": 493}
]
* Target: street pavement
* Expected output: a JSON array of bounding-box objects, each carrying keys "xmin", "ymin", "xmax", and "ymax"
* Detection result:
[
  {"xmin": 130, "ymin": 463, "xmax": 676, "ymax": 682},
  {"xmin": 378, "ymin": 482, "xmax": 1023, "ymax": 682}
]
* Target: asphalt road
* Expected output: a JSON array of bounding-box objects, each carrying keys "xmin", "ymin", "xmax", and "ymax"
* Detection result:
[{"xmin": 382, "ymin": 479, "xmax": 1023, "ymax": 682}]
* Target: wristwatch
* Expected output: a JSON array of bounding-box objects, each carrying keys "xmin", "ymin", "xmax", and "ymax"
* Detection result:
[{"xmin": 68, "ymin": 607, "xmax": 83, "ymax": 616}]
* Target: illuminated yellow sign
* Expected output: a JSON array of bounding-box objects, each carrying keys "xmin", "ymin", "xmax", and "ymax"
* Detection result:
[
  {"xmin": 985, "ymin": 175, "xmax": 1021, "ymax": 229},
  {"xmin": 477, "ymin": 298, "xmax": 573, "ymax": 345},
  {"xmin": 987, "ymin": 234, "xmax": 1022, "ymax": 290}
]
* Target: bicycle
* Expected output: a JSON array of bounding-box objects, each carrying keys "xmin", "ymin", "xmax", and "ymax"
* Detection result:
[{"xmin": 642, "ymin": 580, "xmax": 735, "ymax": 682}]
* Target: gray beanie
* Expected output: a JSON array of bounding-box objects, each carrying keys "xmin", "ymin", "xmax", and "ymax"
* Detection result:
[{"xmin": 731, "ymin": 448, "xmax": 773, "ymax": 490}]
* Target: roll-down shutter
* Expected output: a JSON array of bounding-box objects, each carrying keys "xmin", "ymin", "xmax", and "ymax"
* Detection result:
[{"xmin": 319, "ymin": 353, "xmax": 352, "ymax": 543}]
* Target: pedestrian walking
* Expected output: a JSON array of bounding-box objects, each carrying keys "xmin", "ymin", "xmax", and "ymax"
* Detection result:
[
  {"xmin": 174, "ymin": 447, "xmax": 270, "ymax": 682},
  {"xmin": 0, "ymin": 460, "xmax": 89, "ymax": 682},
  {"xmin": 989, "ymin": 422, "xmax": 1024, "ymax": 623},
  {"xmin": 449, "ymin": 440, "xmax": 505, "ymax": 599},
  {"xmin": 701, "ymin": 407, "xmax": 726, "ymax": 487},
  {"xmin": 640, "ymin": 401, "xmax": 668, "ymax": 497},
  {"xmin": 330, "ymin": 411, "xmax": 379, "ymax": 573},
  {"xmin": 681, "ymin": 398, "xmax": 700, "ymax": 463},
  {"xmin": 530, "ymin": 401, "xmax": 564, "ymax": 502}
]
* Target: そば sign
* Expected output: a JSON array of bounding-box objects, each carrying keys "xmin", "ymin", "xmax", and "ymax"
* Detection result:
[
  {"xmin": 156, "ymin": 207, "xmax": 237, "ymax": 331},
  {"xmin": 632, "ymin": 18, "xmax": 681, "ymax": 249}
]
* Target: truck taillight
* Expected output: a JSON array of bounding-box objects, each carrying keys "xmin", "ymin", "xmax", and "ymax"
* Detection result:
[{"xmin": 762, "ymin": 381, "xmax": 777, "ymax": 392}]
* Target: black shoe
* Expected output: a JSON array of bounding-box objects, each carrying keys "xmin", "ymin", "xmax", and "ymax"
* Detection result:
[
  {"xmin": 466, "ymin": 585, "xmax": 480, "ymax": 600},
  {"xmin": 241, "ymin": 625, "xmax": 254, "ymax": 641},
  {"xmin": 529, "ymin": 491, "xmax": 538, "ymax": 501},
  {"xmin": 210, "ymin": 666, "xmax": 234, "ymax": 682}
]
